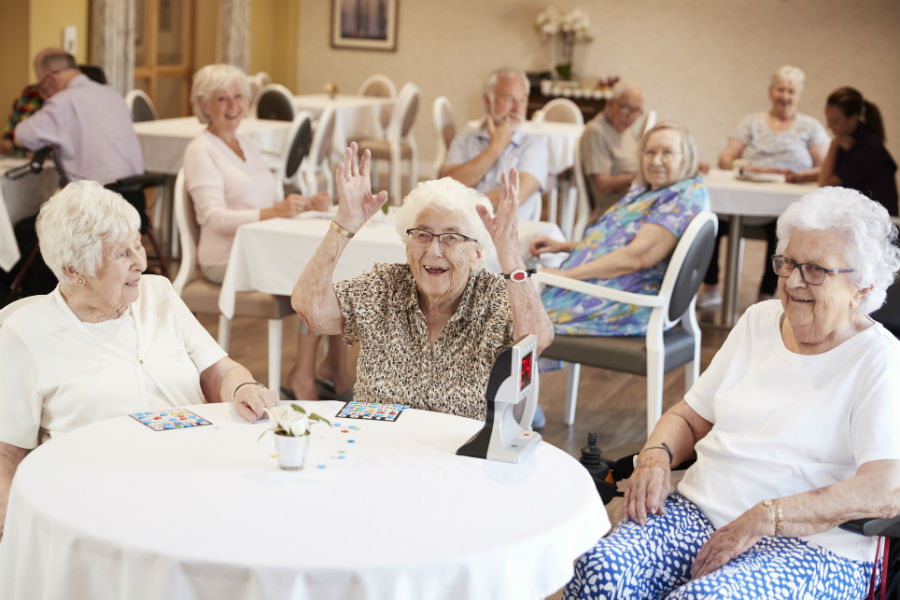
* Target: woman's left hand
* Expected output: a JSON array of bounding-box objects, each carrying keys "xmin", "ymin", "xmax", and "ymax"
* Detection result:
[
  {"xmin": 691, "ymin": 503, "xmax": 770, "ymax": 579},
  {"xmin": 476, "ymin": 167, "xmax": 520, "ymax": 266},
  {"xmin": 234, "ymin": 384, "xmax": 280, "ymax": 423}
]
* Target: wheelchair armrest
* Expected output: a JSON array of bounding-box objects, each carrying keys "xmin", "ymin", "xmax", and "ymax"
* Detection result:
[
  {"xmin": 536, "ymin": 271, "xmax": 667, "ymax": 308},
  {"xmin": 839, "ymin": 514, "xmax": 900, "ymax": 538},
  {"xmin": 109, "ymin": 173, "xmax": 168, "ymax": 192}
]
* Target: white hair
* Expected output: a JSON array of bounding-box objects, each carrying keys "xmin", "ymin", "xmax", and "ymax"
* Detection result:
[
  {"xmin": 36, "ymin": 181, "xmax": 141, "ymax": 281},
  {"xmin": 633, "ymin": 122, "xmax": 700, "ymax": 187},
  {"xmin": 610, "ymin": 80, "xmax": 643, "ymax": 102},
  {"xmin": 776, "ymin": 187, "xmax": 900, "ymax": 315},
  {"xmin": 771, "ymin": 65, "xmax": 805, "ymax": 90},
  {"xmin": 190, "ymin": 63, "xmax": 250, "ymax": 124},
  {"xmin": 394, "ymin": 178, "xmax": 493, "ymax": 268},
  {"xmin": 483, "ymin": 67, "xmax": 529, "ymax": 103}
]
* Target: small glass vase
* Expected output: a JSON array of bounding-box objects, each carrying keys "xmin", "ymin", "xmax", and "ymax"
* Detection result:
[
  {"xmin": 273, "ymin": 433, "xmax": 309, "ymax": 471},
  {"xmin": 555, "ymin": 62, "xmax": 574, "ymax": 81}
]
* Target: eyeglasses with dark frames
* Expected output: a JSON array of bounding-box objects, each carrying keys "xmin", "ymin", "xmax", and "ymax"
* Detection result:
[
  {"xmin": 406, "ymin": 228, "xmax": 476, "ymax": 248},
  {"xmin": 771, "ymin": 255, "xmax": 855, "ymax": 286}
]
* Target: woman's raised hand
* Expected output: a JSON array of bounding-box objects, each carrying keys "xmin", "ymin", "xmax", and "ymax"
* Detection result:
[
  {"xmin": 476, "ymin": 168, "xmax": 521, "ymax": 265},
  {"xmin": 334, "ymin": 143, "xmax": 388, "ymax": 232}
]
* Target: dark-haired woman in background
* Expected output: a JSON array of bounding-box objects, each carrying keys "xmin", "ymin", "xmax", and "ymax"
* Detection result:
[{"xmin": 819, "ymin": 87, "xmax": 898, "ymax": 216}]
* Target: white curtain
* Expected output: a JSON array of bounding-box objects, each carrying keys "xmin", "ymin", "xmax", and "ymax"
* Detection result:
[
  {"xmin": 90, "ymin": 0, "xmax": 136, "ymax": 95},
  {"xmin": 218, "ymin": 0, "xmax": 249, "ymax": 71}
]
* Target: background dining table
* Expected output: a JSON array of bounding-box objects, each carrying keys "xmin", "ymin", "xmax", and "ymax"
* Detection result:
[
  {"xmin": 0, "ymin": 401, "xmax": 610, "ymax": 600},
  {"xmin": 218, "ymin": 207, "xmax": 568, "ymax": 319},
  {"xmin": 704, "ymin": 168, "xmax": 817, "ymax": 326},
  {"xmin": 293, "ymin": 93, "xmax": 393, "ymax": 164},
  {"xmin": 0, "ymin": 157, "xmax": 60, "ymax": 272}
]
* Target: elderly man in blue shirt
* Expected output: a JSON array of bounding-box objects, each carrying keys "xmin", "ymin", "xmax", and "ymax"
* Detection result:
[{"xmin": 443, "ymin": 68, "xmax": 548, "ymax": 221}]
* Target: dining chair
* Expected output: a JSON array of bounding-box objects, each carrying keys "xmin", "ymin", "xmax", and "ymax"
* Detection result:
[
  {"xmin": 539, "ymin": 98, "xmax": 584, "ymax": 227},
  {"xmin": 125, "ymin": 89, "xmax": 158, "ymax": 122},
  {"xmin": 355, "ymin": 82, "xmax": 420, "ymax": 204},
  {"xmin": 171, "ymin": 169, "xmax": 293, "ymax": 391},
  {"xmin": 299, "ymin": 105, "xmax": 336, "ymax": 197},
  {"xmin": 536, "ymin": 210, "xmax": 717, "ymax": 435},
  {"xmin": 253, "ymin": 83, "xmax": 296, "ymax": 122},
  {"xmin": 432, "ymin": 96, "xmax": 456, "ymax": 178},
  {"xmin": 268, "ymin": 111, "xmax": 313, "ymax": 193},
  {"xmin": 359, "ymin": 74, "xmax": 398, "ymax": 137}
]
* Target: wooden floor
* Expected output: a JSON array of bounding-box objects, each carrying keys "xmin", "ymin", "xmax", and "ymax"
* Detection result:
[{"xmin": 197, "ymin": 236, "xmax": 768, "ymax": 458}]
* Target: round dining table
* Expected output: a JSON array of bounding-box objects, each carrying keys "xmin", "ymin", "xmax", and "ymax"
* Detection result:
[{"xmin": 0, "ymin": 401, "xmax": 609, "ymax": 600}]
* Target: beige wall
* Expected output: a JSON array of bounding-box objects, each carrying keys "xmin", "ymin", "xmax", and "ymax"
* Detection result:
[
  {"xmin": 0, "ymin": 1, "xmax": 31, "ymax": 116},
  {"xmin": 29, "ymin": 0, "xmax": 90, "ymax": 69},
  {"xmin": 250, "ymin": 0, "xmax": 300, "ymax": 90},
  {"xmin": 296, "ymin": 0, "xmax": 900, "ymax": 177}
]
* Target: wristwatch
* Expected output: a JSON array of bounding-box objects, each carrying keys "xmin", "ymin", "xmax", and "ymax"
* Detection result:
[{"xmin": 503, "ymin": 268, "xmax": 537, "ymax": 282}]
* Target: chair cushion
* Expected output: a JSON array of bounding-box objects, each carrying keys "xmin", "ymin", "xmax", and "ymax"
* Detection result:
[
  {"xmin": 354, "ymin": 138, "xmax": 414, "ymax": 159},
  {"xmin": 541, "ymin": 326, "xmax": 697, "ymax": 376},
  {"xmin": 182, "ymin": 279, "xmax": 293, "ymax": 319}
]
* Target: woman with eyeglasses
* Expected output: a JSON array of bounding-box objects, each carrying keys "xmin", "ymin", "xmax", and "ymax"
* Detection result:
[
  {"xmin": 564, "ymin": 186, "xmax": 900, "ymax": 599},
  {"xmin": 531, "ymin": 122, "xmax": 708, "ymax": 338},
  {"xmin": 291, "ymin": 144, "xmax": 552, "ymax": 419}
]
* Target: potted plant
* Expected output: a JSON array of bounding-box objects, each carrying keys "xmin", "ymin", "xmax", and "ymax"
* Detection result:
[
  {"xmin": 535, "ymin": 7, "xmax": 593, "ymax": 81},
  {"xmin": 265, "ymin": 404, "xmax": 332, "ymax": 470}
]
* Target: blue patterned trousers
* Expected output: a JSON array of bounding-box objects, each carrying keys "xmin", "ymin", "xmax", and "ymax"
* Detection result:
[{"xmin": 564, "ymin": 493, "xmax": 875, "ymax": 600}]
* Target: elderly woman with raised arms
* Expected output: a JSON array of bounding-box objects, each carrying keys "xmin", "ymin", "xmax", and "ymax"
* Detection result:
[
  {"xmin": 565, "ymin": 187, "xmax": 900, "ymax": 599},
  {"xmin": 0, "ymin": 182, "xmax": 279, "ymax": 537},
  {"xmin": 292, "ymin": 143, "xmax": 553, "ymax": 419}
]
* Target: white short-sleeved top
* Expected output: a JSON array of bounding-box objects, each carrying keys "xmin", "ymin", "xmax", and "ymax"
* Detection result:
[
  {"xmin": 0, "ymin": 276, "xmax": 227, "ymax": 448},
  {"xmin": 735, "ymin": 112, "xmax": 829, "ymax": 172},
  {"xmin": 678, "ymin": 300, "xmax": 900, "ymax": 563},
  {"xmin": 445, "ymin": 127, "xmax": 549, "ymax": 221},
  {"xmin": 182, "ymin": 130, "xmax": 280, "ymax": 269}
]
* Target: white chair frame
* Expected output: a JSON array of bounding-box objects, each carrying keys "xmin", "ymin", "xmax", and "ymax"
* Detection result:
[{"xmin": 431, "ymin": 96, "xmax": 455, "ymax": 178}]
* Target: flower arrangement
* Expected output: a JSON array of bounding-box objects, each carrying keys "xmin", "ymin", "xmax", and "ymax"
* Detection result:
[
  {"xmin": 535, "ymin": 7, "xmax": 593, "ymax": 81},
  {"xmin": 266, "ymin": 403, "xmax": 332, "ymax": 437}
]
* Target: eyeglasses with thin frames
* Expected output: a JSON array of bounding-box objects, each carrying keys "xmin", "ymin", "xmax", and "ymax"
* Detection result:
[
  {"xmin": 641, "ymin": 149, "xmax": 682, "ymax": 162},
  {"xmin": 406, "ymin": 228, "xmax": 476, "ymax": 248},
  {"xmin": 771, "ymin": 255, "xmax": 855, "ymax": 286}
]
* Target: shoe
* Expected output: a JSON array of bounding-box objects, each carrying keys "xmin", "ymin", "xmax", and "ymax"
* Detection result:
[
  {"xmin": 531, "ymin": 404, "xmax": 546, "ymax": 430},
  {"xmin": 696, "ymin": 291, "xmax": 722, "ymax": 308}
]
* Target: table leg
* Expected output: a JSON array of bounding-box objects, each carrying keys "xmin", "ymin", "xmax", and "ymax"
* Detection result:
[{"xmin": 721, "ymin": 215, "xmax": 743, "ymax": 327}]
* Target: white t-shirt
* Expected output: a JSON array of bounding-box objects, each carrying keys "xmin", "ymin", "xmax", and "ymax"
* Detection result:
[
  {"xmin": 677, "ymin": 300, "xmax": 900, "ymax": 563},
  {"xmin": 182, "ymin": 130, "xmax": 280, "ymax": 269},
  {"xmin": 0, "ymin": 276, "xmax": 227, "ymax": 448}
]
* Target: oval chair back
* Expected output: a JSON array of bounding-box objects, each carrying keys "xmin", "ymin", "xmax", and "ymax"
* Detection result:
[
  {"xmin": 255, "ymin": 83, "xmax": 296, "ymax": 121},
  {"xmin": 432, "ymin": 96, "xmax": 456, "ymax": 176},
  {"xmin": 125, "ymin": 89, "xmax": 158, "ymax": 122}
]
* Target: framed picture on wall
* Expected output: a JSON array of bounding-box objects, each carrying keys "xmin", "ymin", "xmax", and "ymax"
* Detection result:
[{"xmin": 331, "ymin": 0, "xmax": 398, "ymax": 51}]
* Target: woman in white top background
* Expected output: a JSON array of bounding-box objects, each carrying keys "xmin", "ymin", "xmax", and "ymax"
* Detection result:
[{"xmin": 183, "ymin": 64, "xmax": 346, "ymax": 401}]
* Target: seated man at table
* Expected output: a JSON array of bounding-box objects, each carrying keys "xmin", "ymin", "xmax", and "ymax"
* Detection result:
[
  {"xmin": 580, "ymin": 81, "xmax": 645, "ymax": 216},
  {"xmin": 442, "ymin": 67, "xmax": 548, "ymax": 221},
  {"xmin": 14, "ymin": 50, "xmax": 143, "ymax": 184},
  {"xmin": 0, "ymin": 47, "xmax": 62, "ymax": 156}
]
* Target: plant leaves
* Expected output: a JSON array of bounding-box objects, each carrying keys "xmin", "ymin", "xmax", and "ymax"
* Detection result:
[{"xmin": 290, "ymin": 403, "xmax": 307, "ymax": 414}]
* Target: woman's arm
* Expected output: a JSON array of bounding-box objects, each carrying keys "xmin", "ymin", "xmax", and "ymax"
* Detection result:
[
  {"xmin": 292, "ymin": 144, "xmax": 388, "ymax": 335},
  {"xmin": 476, "ymin": 168, "xmax": 554, "ymax": 353},
  {"xmin": 624, "ymin": 400, "xmax": 713, "ymax": 525},
  {"xmin": 198, "ymin": 357, "xmax": 279, "ymax": 423},
  {"xmin": 542, "ymin": 222, "xmax": 677, "ymax": 281},
  {"xmin": 0, "ymin": 441, "xmax": 29, "ymax": 539},
  {"xmin": 718, "ymin": 138, "xmax": 746, "ymax": 169},
  {"xmin": 784, "ymin": 142, "xmax": 830, "ymax": 183},
  {"xmin": 817, "ymin": 139, "xmax": 842, "ymax": 187},
  {"xmin": 692, "ymin": 459, "xmax": 900, "ymax": 578},
  {"xmin": 259, "ymin": 191, "xmax": 331, "ymax": 221}
]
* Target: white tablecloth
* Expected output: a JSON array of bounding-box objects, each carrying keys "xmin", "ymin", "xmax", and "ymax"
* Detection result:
[
  {"xmin": 219, "ymin": 208, "xmax": 567, "ymax": 319},
  {"xmin": 0, "ymin": 158, "xmax": 60, "ymax": 271},
  {"xmin": 0, "ymin": 401, "xmax": 609, "ymax": 600},
  {"xmin": 134, "ymin": 117, "xmax": 292, "ymax": 175},
  {"xmin": 293, "ymin": 94, "xmax": 393, "ymax": 163}
]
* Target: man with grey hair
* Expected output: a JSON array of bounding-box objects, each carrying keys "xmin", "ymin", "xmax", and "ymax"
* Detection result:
[
  {"xmin": 581, "ymin": 81, "xmax": 646, "ymax": 214},
  {"xmin": 442, "ymin": 67, "xmax": 548, "ymax": 221},
  {"xmin": 14, "ymin": 50, "xmax": 143, "ymax": 185}
]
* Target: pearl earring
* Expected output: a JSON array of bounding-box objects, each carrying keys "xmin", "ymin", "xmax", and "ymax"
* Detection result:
[{"xmin": 76, "ymin": 277, "xmax": 85, "ymax": 285}]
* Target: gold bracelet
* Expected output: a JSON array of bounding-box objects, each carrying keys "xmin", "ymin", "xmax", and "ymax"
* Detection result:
[
  {"xmin": 330, "ymin": 219, "xmax": 356, "ymax": 239},
  {"xmin": 761, "ymin": 499, "xmax": 783, "ymax": 536}
]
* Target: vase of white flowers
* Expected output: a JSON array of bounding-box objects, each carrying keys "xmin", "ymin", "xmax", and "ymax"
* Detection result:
[
  {"xmin": 266, "ymin": 404, "xmax": 332, "ymax": 470},
  {"xmin": 535, "ymin": 7, "xmax": 593, "ymax": 81}
]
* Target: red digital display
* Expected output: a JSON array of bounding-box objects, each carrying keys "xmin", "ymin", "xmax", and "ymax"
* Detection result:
[{"xmin": 520, "ymin": 352, "xmax": 533, "ymax": 390}]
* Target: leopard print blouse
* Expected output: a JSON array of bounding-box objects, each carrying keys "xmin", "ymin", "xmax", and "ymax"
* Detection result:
[{"xmin": 333, "ymin": 263, "xmax": 513, "ymax": 420}]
